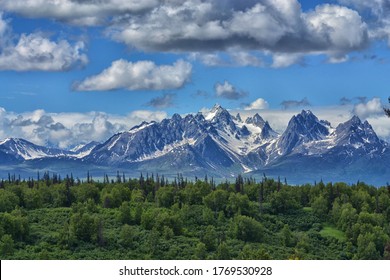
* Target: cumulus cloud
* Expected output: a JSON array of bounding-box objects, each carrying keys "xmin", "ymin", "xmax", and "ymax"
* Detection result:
[
  {"xmin": 244, "ymin": 98, "xmax": 269, "ymax": 110},
  {"xmin": 145, "ymin": 93, "xmax": 176, "ymax": 109},
  {"xmin": 0, "ymin": 0, "xmax": 160, "ymax": 26},
  {"xmin": 0, "ymin": 13, "xmax": 87, "ymax": 71},
  {"xmin": 0, "ymin": 33, "xmax": 87, "ymax": 71},
  {"xmin": 337, "ymin": 0, "xmax": 390, "ymax": 44},
  {"xmin": 281, "ymin": 97, "xmax": 311, "ymax": 109},
  {"xmin": 352, "ymin": 97, "xmax": 384, "ymax": 119},
  {"xmin": 304, "ymin": 4, "xmax": 368, "ymax": 57},
  {"xmin": 107, "ymin": 1, "xmax": 368, "ymax": 63},
  {"xmin": 74, "ymin": 59, "xmax": 192, "ymax": 91},
  {"xmin": 214, "ymin": 81, "xmax": 247, "ymax": 100},
  {"xmin": 0, "ymin": 107, "xmax": 168, "ymax": 149},
  {"xmin": 0, "ymin": 1, "xmax": 373, "ymax": 66}
]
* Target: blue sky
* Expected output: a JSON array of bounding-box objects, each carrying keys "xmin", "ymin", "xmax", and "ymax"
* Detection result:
[{"xmin": 1, "ymin": 0, "xmax": 390, "ymax": 148}]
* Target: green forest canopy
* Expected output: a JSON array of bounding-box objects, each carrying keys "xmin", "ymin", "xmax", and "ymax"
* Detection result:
[{"xmin": 0, "ymin": 173, "xmax": 389, "ymax": 260}]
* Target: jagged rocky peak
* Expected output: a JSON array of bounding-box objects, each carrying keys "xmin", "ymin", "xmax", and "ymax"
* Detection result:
[
  {"xmin": 203, "ymin": 104, "xmax": 236, "ymax": 131},
  {"xmin": 239, "ymin": 125, "xmax": 250, "ymax": 136},
  {"xmin": 333, "ymin": 115, "xmax": 382, "ymax": 147},
  {"xmin": 194, "ymin": 112, "xmax": 206, "ymax": 123},
  {"xmin": 276, "ymin": 110, "xmax": 330, "ymax": 155},
  {"xmin": 130, "ymin": 121, "xmax": 152, "ymax": 131},
  {"xmin": 245, "ymin": 113, "xmax": 266, "ymax": 128},
  {"xmin": 203, "ymin": 103, "xmax": 225, "ymax": 118},
  {"xmin": 204, "ymin": 104, "xmax": 230, "ymax": 120},
  {"xmin": 70, "ymin": 141, "xmax": 100, "ymax": 153},
  {"xmin": 0, "ymin": 137, "xmax": 68, "ymax": 160},
  {"xmin": 260, "ymin": 121, "xmax": 276, "ymax": 139},
  {"xmin": 287, "ymin": 110, "xmax": 330, "ymax": 137},
  {"xmin": 0, "ymin": 137, "xmax": 34, "ymax": 148},
  {"xmin": 335, "ymin": 115, "xmax": 361, "ymax": 131},
  {"xmin": 235, "ymin": 113, "xmax": 242, "ymax": 122},
  {"xmin": 171, "ymin": 113, "xmax": 182, "ymax": 122}
]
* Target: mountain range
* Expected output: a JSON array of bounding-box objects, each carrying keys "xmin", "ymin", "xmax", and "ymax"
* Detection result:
[{"xmin": 0, "ymin": 104, "xmax": 389, "ymax": 185}]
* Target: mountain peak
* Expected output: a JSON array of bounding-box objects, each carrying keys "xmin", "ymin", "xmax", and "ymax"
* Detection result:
[
  {"xmin": 235, "ymin": 113, "xmax": 242, "ymax": 122},
  {"xmin": 333, "ymin": 115, "xmax": 382, "ymax": 149},
  {"xmin": 0, "ymin": 138, "xmax": 13, "ymax": 145},
  {"xmin": 277, "ymin": 110, "xmax": 330, "ymax": 155},
  {"xmin": 204, "ymin": 104, "xmax": 230, "ymax": 121},
  {"xmin": 300, "ymin": 109, "xmax": 313, "ymax": 116},
  {"xmin": 349, "ymin": 115, "xmax": 362, "ymax": 124},
  {"xmin": 291, "ymin": 110, "xmax": 322, "ymax": 126},
  {"xmin": 171, "ymin": 113, "xmax": 182, "ymax": 121},
  {"xmin": 246, "ymin": 113, "xmax": 266, "ymax": 128},
  {"xmin": 212, "ymin": 103, "xmax": 223, "ymax": 110}
]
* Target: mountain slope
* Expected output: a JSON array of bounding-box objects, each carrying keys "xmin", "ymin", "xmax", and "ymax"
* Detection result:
[
  {"xmin": 0, "ymin": 138, "xmax": 70, "ymax": 161},
  {"xmin": 0, "ymin": 105, "xmax": 389, "ymax": 185}
]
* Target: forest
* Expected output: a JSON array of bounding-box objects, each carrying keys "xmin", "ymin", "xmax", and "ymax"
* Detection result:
[{"xmin": 0, "ymin": 172, "xmax": 389, "ymax": 260}]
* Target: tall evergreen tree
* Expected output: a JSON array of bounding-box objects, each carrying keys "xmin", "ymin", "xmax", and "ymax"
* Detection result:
[{"xmin": 384, "ymin": 97, "xmax": 390, "ymax": 117}]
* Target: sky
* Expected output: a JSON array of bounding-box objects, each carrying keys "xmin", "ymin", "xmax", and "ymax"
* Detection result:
[{"xmin": 1, "ymin": 0, "xmax": 390, "ymax": 148}]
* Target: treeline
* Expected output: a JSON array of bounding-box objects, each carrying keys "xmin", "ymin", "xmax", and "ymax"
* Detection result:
[{"xmin": 0, "ymin": 173, "xmax": 389, "ymax": 260}]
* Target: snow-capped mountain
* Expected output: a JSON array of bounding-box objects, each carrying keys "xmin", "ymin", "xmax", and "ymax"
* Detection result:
[
  {"xmin": 83, "ymin": 104, "xmax": 279, "ymax": 173},
  {"xmin": 0, "ymin": 138, "xmax": 69, "ymax": 161},
  {"xmin": 0, "ymin": 138, "xmax": 101, "ymax": 163},
  {"xmin": 70, "ymin": 141, "xmax": 100, "ymax": 158},
  {"xmin": 272, "ymin": 110, "xmax": 331, "ymax": 156},
  {"xmin": 0, "ymin": 105, "xmax": 389, "ymax": 185}
]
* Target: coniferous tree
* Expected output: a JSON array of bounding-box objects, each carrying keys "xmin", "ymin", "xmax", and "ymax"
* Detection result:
[
  {"xmin": 116, "ymin": 171, "xmax": 121, "ymax": 183},
  {"xmin": 384, "ymin": 97, "xmax": 390, "ymax": 117},
  {"xmin": 259, "ymin": 181, "xmax": 264, "ymax": 214}
]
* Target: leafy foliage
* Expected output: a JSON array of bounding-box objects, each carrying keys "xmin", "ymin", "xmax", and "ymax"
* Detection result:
[{"xmin": 0, "ymin": 173, "xmax": 389, "ymax": 259}]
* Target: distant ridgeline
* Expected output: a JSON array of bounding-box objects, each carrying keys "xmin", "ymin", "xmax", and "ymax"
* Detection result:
[
  {"xmin": 1, "ymin": 105, "xmax": 390, "ymax": 185},
  {"xmin": 0, "ymin": 174, "xmax": 389, "ymax": 260}
]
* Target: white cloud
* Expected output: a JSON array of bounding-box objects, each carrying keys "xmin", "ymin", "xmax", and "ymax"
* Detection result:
[
  {"xmin": 230, "ymin": 52, "xmax": 263, "ymax": 67},
  {"xmin": 189, "ymin": 53, "xmax": 226, "ymax": 67},
  {"xmin": 0, "ymin": 13, "xmax": 87, "ymax": 71},
  {"xmin": 304, "ymin": 5, "xmax": 368, "ymax": 56},
  {"xmin": 228, "ymin": 2, "xmax": 301, "ymax": 47},
  {"xmin": 0, "ymin": 12, "xmax": 7, "ymax": 36},
  {"xmin": 337, "ymin": 0, "xmax": 390, "ymax": 46},
  {"xmin": 107, "ymin": 0, "xmax": 368, "ymax": 65},
  {"xmin": 0, "ymin": 33, "xmax": 87, "ymax": 71},
  {"xmin": 272, "ymin": 53, "xmax": 303, "ymax": 68},
  {"xmin": 74, "ymin": 59, "xmax": 192, "ymax": 91},
  {"xmin": 0, "ymin": 0, "xmax": 160, "ymax": 26},
  {"xmin": 352, "ymin": 97, "xmax": 384, "ymax": 119},
  {"xmin": 214, "ymin": 81, "xmax": 247, "ymax": 100},
  {"xmin": 1, "ymin": 1, "xmax": 373, "ymax": 67},
  {"xmin": 365, "ymin": 116, "xmax": 390, "ymax": 141},
  {"xmin": 127, "ymin": 110, "xmax": 168, "ymax": 124},
  {"xmin": 190, "ymin": 51, "xmax": 262, "ymax": 67},
  {"xmin": 244, "ymin": 98, "xmax": 269, "ymax": 110},
  {"xmin": 338, "ymin": 0, "xmax": 383, "ymax": 12},
  {"xmin": 0, "ymin": 107, "xmax": 168, "ymax": 149}
]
